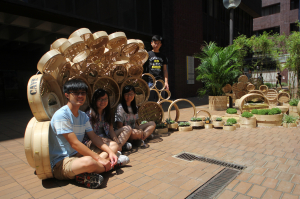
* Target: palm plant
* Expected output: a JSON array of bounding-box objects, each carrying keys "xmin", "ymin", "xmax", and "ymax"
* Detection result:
[{"xmin": 195, "ymin": 42, "xmax": 241, "ymax": 97}]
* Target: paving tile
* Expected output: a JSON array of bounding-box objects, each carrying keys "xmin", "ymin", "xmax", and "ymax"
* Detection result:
[
  {"xmin": 276, "ymin": 181, "xmax": 294, "ymax": 193},
  {"xmin": 236, "ymin": 172, "xmax": 252, "ymax": 181},
  {"xmin": 158, "ymin": 185, "xmax": 182, "ymax": 199},
  {"xmin": 274, "ymin": 157, "xmax": 287, "ymax": 164},
  {"xmin": 289, "ymin": 166, "xmax": 300, "ymax": 175},
  {"xmin": 180, "ymin": 179, "xmax": 203, "ymax": 191},
  {"xmin": 217, "ymin": 190, "xmax": 237, "ymax": 199},
  {"xmin": 248, "ymin": 175, "xmax": 265, "ymax": 185},
  {"xmin": 293, "ymin": 184, "xmax": 300, "ymax": 195},
  {"xmin": 277, "ymin": 172, "xmax": 294, "ymax": 181},
  {"xmin": 81, "ymin": 190, "xmax": 108, "ymax": 199},
  {"xmin": 139, "ymin": 179, "xmax": 161, "ymax": 191},
  {"xmin": 246, "ymin": 185, "xmax": 266, "ymax": 198},
  {"xmin": 281, "ymin": 193, "xmax": 299, "ymax": 199},
  {"xmin": 114, "ymin": 186, "xmax": 139, "ymax": 199},
  {"xmin": 148, "ymin": 182, "xmax": 171, "ymax": 195},
  {"xmin": 233, "ymin": 182, "xmax": 252, "ymax": 194},
  {"xmin": 226, "ymin": 179, "xmax": 239, "ymax": 190},
  {"xmin": 251, "ymin": 167, "xmax": 267, "ymax": 175},
  {"xmin": 263, "ymin": 169, "xmax": 280, "ymax": 178},
  {"xmin": 291, "ymin": 174, "xmax": 300, "ymax": 184},
  {"xmin": 234, "ymin": 194, "xmax": 252, "ymax": 199},
  {"xmin": 261, "ymin": 189, "xmax": 282, "ymax": 199},
  {"xmin": 262, "ymin": 178, "xmax": 278, "ymax": 189}
]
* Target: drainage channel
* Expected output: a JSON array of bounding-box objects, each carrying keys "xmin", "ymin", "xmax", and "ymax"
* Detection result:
[
  {"xmin": 174, "ymin": 152, "xmax": 247, "ymax": 170},
  {"xmin": 185, "ymin": 168, "xmax": 241, "ymax": 199}
]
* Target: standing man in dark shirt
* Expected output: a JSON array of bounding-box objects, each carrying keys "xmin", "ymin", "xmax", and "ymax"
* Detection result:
[
  {"xmin": 276, "ymin": 72, "xmax": 282, "ymax": 88},
  {"xmin": 144, "ymin": 35, "xmax": 169, "ymax": 101}
]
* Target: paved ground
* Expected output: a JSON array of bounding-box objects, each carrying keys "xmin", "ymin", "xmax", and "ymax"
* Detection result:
[{"xmin": 0, "ymin": 98, "xmax": 300, "ymax": 199}]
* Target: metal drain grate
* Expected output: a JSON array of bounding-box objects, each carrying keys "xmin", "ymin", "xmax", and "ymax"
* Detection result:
[
  {"xmin": 186, "ymin": 168, "xmax": 241, "ymax": 199},
  {"xmin": 175, "ymin": 152, "xmax": 246, "ymax": 170}
]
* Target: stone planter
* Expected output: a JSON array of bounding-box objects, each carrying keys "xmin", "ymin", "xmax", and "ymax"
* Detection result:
[
  {"xmin": 239, "ymin": 116, "xmax": 256, "ymax": 128},
  {"xmin": 213, "ymin": 121, "xmax": 224, "ymax": 128},
  {"xmin": 178, "ymin": 126, "xmax": 193, "ymax": 131},
  {"xmin": 190, "ymin": 121, "xmax": 204, "ymax": 128},
  {"xmin": 154, "ymin": 128, "xmax": 168, "ymax": 134},
  {"xmin": 254, "ymin": 114, "xmax": 283, "ymax": 127},
  {"xmin": 167, "ymin": 122, "xmax": 178, "ymax": 130},
  {"xmin": 204, "ymin": 123, "xmax": 213, "ymax": 129},
  {"xmin": 283, "ymin": 123, "xmax": 297, "ymax": 128},
  {"xmin": 223, "ymin": 125, "xmax": 236, "ymax": 131}
]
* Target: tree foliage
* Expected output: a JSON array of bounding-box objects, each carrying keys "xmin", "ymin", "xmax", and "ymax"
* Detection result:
[{"xmin": 194, "ymin": 42, "xmax": 242, "ymax": 97}]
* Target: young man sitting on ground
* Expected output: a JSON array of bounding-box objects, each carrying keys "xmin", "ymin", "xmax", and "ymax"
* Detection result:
[{"xmin": 49, "ymin": 79, "xmax": 127, "ymax": 189}]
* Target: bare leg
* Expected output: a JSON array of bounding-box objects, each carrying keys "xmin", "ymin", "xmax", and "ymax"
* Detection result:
[
  {"xmin": 71, "ymin": 156, "xmax": 106, "ymax": 175},
  {"xmin": 114, "ymin": 126, "xmax": 132, "ymax": 146},
  {"xmin": 129, "ymin": 121, "xmax": 156, "ymax": 141}
]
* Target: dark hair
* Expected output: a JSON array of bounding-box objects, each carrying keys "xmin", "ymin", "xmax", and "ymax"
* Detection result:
[
  {"xmin": 121, "ymin": 85, "xmax": 137, "ymax": 114},
  {"xmin": 151, "ymin": 35, "xmax": 163, "ymax": 43},
  {"xmin": 63, "ymin": 79, "xmax": 88, "ymax": 94},
  {"xmin": 88, "ymin": 89, "xmax": 112, "ymax": 126}
]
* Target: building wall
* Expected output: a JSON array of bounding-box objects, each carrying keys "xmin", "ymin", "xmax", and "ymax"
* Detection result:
[{"xmin": 253, "ymin": 0, "xmax": 299, "ymax": 35}]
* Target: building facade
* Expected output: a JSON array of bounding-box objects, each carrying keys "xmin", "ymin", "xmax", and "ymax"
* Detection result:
[
  {"xmin": 253, "ymin": 0, "xmax": 299, "ymax": 35},
  {"xmin": 0, "ymin": 0, "xmax": 261, "ymax": 103}
]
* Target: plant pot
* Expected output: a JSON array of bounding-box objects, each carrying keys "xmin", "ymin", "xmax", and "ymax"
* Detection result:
[
  {"xmin": 178, "ymin": 126, "xmax": 193, "ymax": 131},
  {"xmin": 213, "ymin": 121, "xmax": 224, "ymax": 128},
  {"xmin": 233, "ymin": 123, "xmax": 240, "ymax": 128},
  {"xmin": 209, "ymin": 96, "xmax": 227, "ymax": 111},
  {"xmin": 223, "ymin": 125, "xmax": 236, "ymax": 131},
  {"xmin": 155, "ymin": 128, "xmax": 168, "ymax": 134},
  {"xmin": 254, "ymin": 113, "xmax": 283, "ymax": 127},
  {"xmin": 289, "ymin": 106, "xmax": 299, "ymax": 117},
  {"xmin": 190, "ymin": 121, "xmax": 204, "ymax": 127},
  {"xmin": 222, "ymin": 115, "xmax": 240, "ymax": 123},
  {"xmin": 167, "ymin": 122, "xmax": 178, "ymax": 130},
  {"xmin": 270, "ymin": 105, "xmax": 288, "ymax": 114},
  {"xmin": 283, "ymin": 123, "xmax": 297, "ymax": 128},
  {"xmin": 239, "ymin": 116, "xmax": 256, "ymax": 128},
  {"xmin": 204, "ymin": 123, "xmax": 213, "ymax": 129}
]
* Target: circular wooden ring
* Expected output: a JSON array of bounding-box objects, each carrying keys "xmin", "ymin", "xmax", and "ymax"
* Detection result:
[
  {"xmin": 238, "ymin": 93, "xmax": 270, "ymax": 113},
  {"xmin": 24, "ymin": 117, "xmax": 38, "ymax": 168},
  {"xmin": 222, "ymin": 84, "xmax": 232, "ymax": 93},
  {"xmin": 90, "ymin": 31, "xmax": 109, "ymax": 51},
  {"xmin": 86, "ymin": 47, "xmax": 106, "ymax": 64},
  {"xmin": 61, "ymin": 37, "xmax": 90, "ymax": 63},
  {"xmin": 150, "ymin": 88, "xmax": 160, "ymax": 103},
  {"xmin": 107, "ymin": 32, "xmax": 127, "ymax": 49},
  {"xmin": 266, "ymin": 89, "xmax": 278, "ymax": 101},
  {"xmin": 138, "ymin": 101, "xmax": 164, "ymax": 124},
  {"xmin": 247, "ymin": 83, "xmax": 255, "ymax": 91},
  {"xmin": 37, "ymin": 49, "xmax": 67, "ymax": 77},
  {"xmin": 82, "ymin": 63, "xmax": 101, "ymax": 85},
  {"xmin": 142, "ymin": 73, "xmax": 156, "ymax": 89},
  {"xmin": 121, "ymin": 39, "xmax": 139, "ymax": 58},
  {"xmin": 196, "ymin": 110, "xmax": 211, "ymax": 119},
  {"xmin": 127, "ymin": 62, "xmax": 143, "ymax": 77},
  {"xmin": 103, "ymin": 47, "xmax": 122, "ymax": 63},
  {"xmin": 69, "ymin": 28, "xmax": 94, "ymax": 47},
  {"xmin": 109, "ymin": 61, "xmax": 128, "ymax": 84},
  {"xmin": 155, "ymin": 80, "xmax": 165, "ymax": 91},
  {"xmin": 158, "ymin": 99, "xmax": 180, "ymax": 121},
  {"xmin": 249, "ymin": 90, "xmax": 265, "ymax": 96},
  {"xmin": 135, "ymin": 39, "xmax": 145, "ymax": 49},
  {"xmin": 277, "ymin": 92, "xmax": 290, "ymax": 103},
  {"xmin": 33, "ymin": 121, "xmax": 53, "ymax": 179},
  {"xmin": 238, "ymin": 75, "xmax": 248, "ymax": 83},
  {"xmin": 168, "ymin": 99, "xmax": 196, "ymax": 122},
  {"xmin": 50, "ymin": 38, "xmax": 67, "ymax": 51},
  {"xmin": 259, "ymin": 85, "xmax": 268, "ymax": 93},
  {"xmin": 120, "ymin": 77, "xmax": 150, "ymax": 106},
  {"xmin": 93, "ymin": 76, "xmax": 120, "ymax": 108},
  {"xmin": 27, "ymin": 74, "xmax": 64, "ymax": 122},
  {"xmin": 129, "ymin": 49, "xmax": 148, "ymax": 65},
  {"xmin": 159, "ymin": 89, "xmax": 171, "ymax": 100}
]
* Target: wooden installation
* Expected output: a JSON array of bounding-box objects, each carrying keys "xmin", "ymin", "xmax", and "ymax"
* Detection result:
[
  {"xmin": 209, "ymin": 96, "xmax": 227, "ymax": 111},
  {"xmin": 238, "ymin": 93, "xmax": 269, "ymax": 113},
  {"xmin": 223, "ymin": 125, "xmax": 236, "ymax": 131},
  {"xmin": 283, "ymin": 123, "xmax": 297, "ymax": 128},
  {"xmin": 158, "ymin": 99, "xmax": 180, "ymax": 122},
  {"xmin": 213, "ymin": 120, "xmax": 224, "ymax": 128},
  {"xmin": 178, "ymin": 125, "xmax": 193, "ymax": 131},
  {"xmin": 138, "ymin": 102, "xmax": 164, "ymax": 124},
  {"xmin": 254, "ymin": 114, "xmax": 283, "ymax": 127},
  {"xmin": 239, "ymin": 116, "xmax": 257, "ymax": 128},
  {"xmin": 168, "ymin": 99, "xmax": 196, "ymax": 122},
  {"xmin": 277, "ymin": 92, "xmax": 290, "ymax": 104}
]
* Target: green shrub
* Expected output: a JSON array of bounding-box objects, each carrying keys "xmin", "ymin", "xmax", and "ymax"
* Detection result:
[
  {"xmin": 271, "ymin": 108, "xmax": 281, "ymax": 114},
  {"xmin": 190, "ymin": 117, "xmax": 197, "ymax": 121},
  {"xmin": 241, "ymin": 111, "xmax": 253, "ymax": 118},
  {"xmin": 257, "ymin": 109, "xmax": 270, "ymax": 115},
  {"xmin": 166, "ymin": 118, "xmax": 175, "ymax": 124},
  {"xmin": 282, "ymin": 114, "xmax": 299, "ymax": 123},
  {"xmin": 225, "ymin": 121, "xmax": 233, "ymax": 126},
  {"xmin": 251, "ymin": 109, "xmax": 258, "ymax": 114},
  {"xmin": 141, "ymin": 121, "xmax": 148, "ymax": 125},
  {"xmin": 264, "ymin": 83, "xmax": 275, "ymax": 88},
  {"xmin": 196, "ymin": 118, "xmax": 203, "ymax": 121},
  {"xmin": 226, "ymin": 108, "xmax": 237, "ymax": 114},
  {"xmin": 156, "ymin": 123, "xmax": 166, "ymax": 129},
  {"xmin": 179, "ymin": 122, "xmax": 190, "ymax": 126},
  {"xmin": 289, "ymin": 98, "xmax": 300, "ymax": 106},
  {"xmin": 227, "ymin": 118, "xmax": 237, "ymax": 124},
  {"xmin": 281, "ymin": 82, "xmax": 288, "ymax": 86},
  {"xmin": 216, "ymin": 117, "xmax": 222, "ymax": 121}
]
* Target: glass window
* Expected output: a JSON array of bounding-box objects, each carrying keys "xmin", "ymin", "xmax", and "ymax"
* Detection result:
[
  {"xmin": 291, "ymin": 0, "xmax": 299, "ymax": 10},
  {"xmin": 262, "ymin": 3, "xmax": 280, "ymax": 16}
]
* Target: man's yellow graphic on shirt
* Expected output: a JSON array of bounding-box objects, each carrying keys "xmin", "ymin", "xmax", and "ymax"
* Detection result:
[
  {"xmin": 154, "ymin": 60, "xmax": 159, "ymax": 63},
  {"xmin": 152, "ymin": 65, "xmax": 161, "ymax": 69}
]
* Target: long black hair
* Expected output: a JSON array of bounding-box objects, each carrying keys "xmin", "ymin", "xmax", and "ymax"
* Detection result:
[
  {"xmin": 88, "ymin": 88, "xmax": 112, "ymax": 126},
  {"xmin": 121, "ymin": 85, "xmax": 137, "ymax": 114}
]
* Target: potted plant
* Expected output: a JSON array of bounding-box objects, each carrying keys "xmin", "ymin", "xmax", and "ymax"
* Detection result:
[
  {"xmin": 178, "ymin": 122, "xmax": 192, "ymax": 131},
  {"xmin": 204, "ymin": 117, "xmax": 213, "ymax": 129},
  {"xmin": 226, "ymin": 118, "xmax": 239, "ymax": 128},
  {"xmin": 226, "ymin": 108, "xmax": 238, "ymax": 114},
  {"xmin": 155, "ymin": 122, "xmax": 168, "ymax": 134},
  {"xmin": 282, "ymin": 114, "xmax": 299, "ymax": 128},
  {"xmin": 223, "ymin": 121, "xmax": 236, "ymax": 131},
  {"xmin": 251, "ymin": 108, "xmax": 283, "ymax": 127},
  {"xmin": 195, "ymin": 42, "xmax": 242, "ymax": 111},
  {"xmin": 166, "ymin": 118, "xmax": 178, "ymax": 130},
  {"xmin": 190, "ymin": 117, "xmax": 204, "ymax": 128},
  {"xmin": 289, "ymin": 98, "xmax": 300, "ymax": 117},
  {"xmin": 239, "ymin": 111, "xmax": 256, "ymax": 128},
  {"xmin": 213, "ymin": 117, "xmax": 224, "ymax": 128}
]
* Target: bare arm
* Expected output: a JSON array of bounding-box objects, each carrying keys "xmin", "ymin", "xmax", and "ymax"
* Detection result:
[
  {"xmin": 116, "ymin": 121, "xmax": 123, "ymax": 129},
  {"xmin": 108, "ymin": 125, "xmax": 121, "ymax": 145},
  {"xmin": 163, "ymin": 64, "xmax": 169, "ymax": 90}
]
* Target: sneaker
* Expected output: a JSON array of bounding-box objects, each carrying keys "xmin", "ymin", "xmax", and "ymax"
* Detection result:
[
  {"xmin": 122, "ymin": 142, "xmax": 132, "ymax": 151},
  {"xmin": 115, "ymin": 155, "xmax": 130, "ymax": 167},
  {"xmin": 116, "ymin": 151, "xmax": 122, "ymax": 157},
  {"xmin": 75, "ymin": 173, "xmax": 104, "ymax": 189}
]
